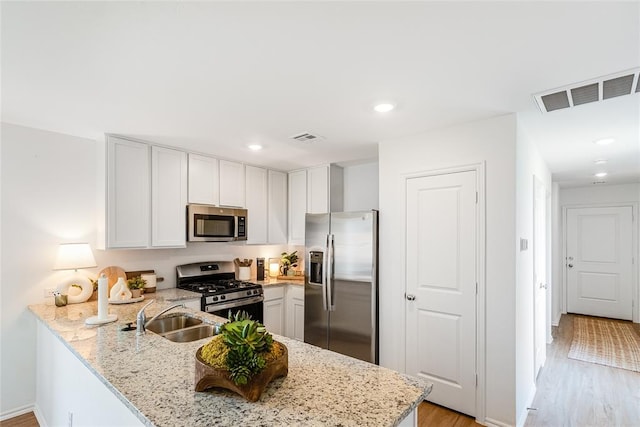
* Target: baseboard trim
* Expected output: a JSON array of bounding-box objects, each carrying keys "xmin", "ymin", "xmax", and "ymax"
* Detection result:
[
  {"xmin": 485, "ymin": 417, "xmax": 514, "ymax": 427},
  {"xmin": 0, "ymin": 403, "xmax": 34, "ymax": 421},
  {"xmin": 33, "ymin": 403, "xmax": 48, "ymax": 427}
]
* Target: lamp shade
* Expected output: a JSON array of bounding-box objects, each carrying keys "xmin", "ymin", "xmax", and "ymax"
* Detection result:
[{"xmin": 53, "ymin": 243, "xmax": 97, "ymax": 270}]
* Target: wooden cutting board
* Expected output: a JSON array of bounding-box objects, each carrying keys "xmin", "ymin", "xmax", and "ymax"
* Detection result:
[{"xmin": 98, "ymin": 266, "xmax": 127, "ymax": 293}]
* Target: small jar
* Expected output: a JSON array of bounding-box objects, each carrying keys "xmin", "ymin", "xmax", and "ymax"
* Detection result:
[{"xmin": 55, "ymin": 294, "xmax": 68, "ymax": 307}]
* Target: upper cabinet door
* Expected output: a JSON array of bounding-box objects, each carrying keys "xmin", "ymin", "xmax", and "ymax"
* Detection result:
[
  {"xmin": 307, "ymin": 165, "xmax": 343, "ymax": 214},
  {"xmin": 288, "ymin": 170, "xmax": 307, "ymax": 245},
  {"xmin": 268, "ymin": 170, "xmax": 288, "ymax": 244},
  {"xmin": 151, "ymin": 146, "xmax": 188, "ymax": 248},
  {"xmin": 219, "ymin": 160, "xmax": 245, "ymax": 208},
  {"xmin": 107, "ymin": 137, "xmax": 150, "ymax": 248},
  {"xmin": 245, "ymin": 165, "xmax": 268, "ymax": 244},
  {"xmin": 188, "ymin": 153, "xmax": 219, "ymax": 205},
  {"xmin": 307, "ymin": 166, "xmax": 329, "ymax": 214}
]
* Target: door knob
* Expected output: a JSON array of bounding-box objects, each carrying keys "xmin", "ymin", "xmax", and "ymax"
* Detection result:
[
  {"xmin": 568, "ymin": 264, "xmax": 574, "ymax": 268},
  {"xmin": 406, "ymin": 294, "xmax": 416, "ymax": 301}
]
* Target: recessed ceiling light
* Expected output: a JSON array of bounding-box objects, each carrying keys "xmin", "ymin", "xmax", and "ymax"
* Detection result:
[
  {"xmin": 248, "ymin": 144, "xmax": 262, "ymax": 151},
  {"xmin": 594, "ymin": 172, "xmax": 608, "ymax": 178},
  {"xmin": 594, "ymin": 159, "xmax": 608, "ymax": 165},
  {"xmin": 374, "ymin": 103, "xmax": 395, "ymax": 113},
  {"xmin": 594, "ymin": 137, "xmax": 615, "ymax": 145}
]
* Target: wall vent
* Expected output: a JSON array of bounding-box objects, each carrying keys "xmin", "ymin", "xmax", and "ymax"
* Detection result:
[
  {"xmin": 534, "ymin": 68, "xmax": 639, "ymax": 113},
  {"xmin": 291, "ymin": 132, "xmax": 323, "ymax": 143},
  {"xmin": 592, "ymin": 181, "xmax": 607, "ymax": 185}
]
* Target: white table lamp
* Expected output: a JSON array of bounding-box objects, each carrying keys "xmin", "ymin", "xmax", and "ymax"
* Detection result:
[{"xmin": 53, "ymin": 243, "xmax": 97, "ymax": 305}]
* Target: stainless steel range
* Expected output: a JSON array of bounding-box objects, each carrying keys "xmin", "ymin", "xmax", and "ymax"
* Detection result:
[{"xmin": 176, "ymin": 261, "xmax": 263, "ymax": 322}]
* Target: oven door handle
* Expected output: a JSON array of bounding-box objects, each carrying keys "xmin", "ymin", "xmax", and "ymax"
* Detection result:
[{"xmin": 204, "ymin": 295, "xmax": 264, "ymax": 313}]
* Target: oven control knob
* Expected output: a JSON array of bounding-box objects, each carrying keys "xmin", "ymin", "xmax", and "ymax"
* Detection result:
[
  {"xmin": 212, "ymin": 296, "xmax": 218, "ymax": 302},
  {"xmin": 220, "ymin": 295, "xmax": 226, "ymax": 300},
  {"xmin": 253, "ymin": 290, "xmax": 258, "ymax": 295},
  {"xmin": 247, "ymin": 291, "xmax": 251, "ymax": 296}
]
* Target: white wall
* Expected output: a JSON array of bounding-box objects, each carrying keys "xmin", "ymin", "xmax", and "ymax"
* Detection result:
[
  {"xmin": 379, "ymin": 114, "xmax": 517, "ymax": 426},
  {"xmin": 514, "ymin": 122, "xmax": 552, "ymax": 427},
  {"xmin": 342, "ymin": 161, "xmax": 379, "ymax": 211},
  {"xmin": 557, "ymin": 183, "xmax": 640, "ymax": 323},
  {"xmin": 0, "ymin": 123, "xmax": 292, "ymax": 418}
]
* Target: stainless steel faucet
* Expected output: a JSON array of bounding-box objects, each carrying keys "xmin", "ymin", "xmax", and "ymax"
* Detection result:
[{"xmin": 136, "ymin": 300, "xmax": 185, "ymax": 335}]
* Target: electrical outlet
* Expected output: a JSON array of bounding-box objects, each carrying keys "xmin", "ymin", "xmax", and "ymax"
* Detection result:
[{"xmin": 44, "ymin": 288, "xmax": 56, "ymax": 298}]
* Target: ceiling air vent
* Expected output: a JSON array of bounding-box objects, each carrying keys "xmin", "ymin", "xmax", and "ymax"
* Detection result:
[
  {"xmin": 534, "ymin": 68, "xmax": 640, "ymax": 113},
  {"xmin": 291, "ymin": 132, "xmax": 323, "ymax": 143}
]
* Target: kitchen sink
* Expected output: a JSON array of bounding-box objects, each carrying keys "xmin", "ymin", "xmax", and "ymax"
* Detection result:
[
  {"xmin": 160, "ymin": 324, "xmax": 218, "ymax": 343},
  {"xmin": 146, "ymin": 314, "xmax": 203, "ymax": 334}
]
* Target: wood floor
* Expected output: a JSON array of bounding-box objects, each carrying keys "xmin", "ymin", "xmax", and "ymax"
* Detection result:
[
  {"xmin": 524, "ymin": 314, "xmax": 640, "ymax": 427},
  {"xmin": 418, "ymin": 401, "xmax": 481, "ymax": 427},
  {"xmin": 0, "ymin": 412, "xmax": 38, "ymax": 427}
]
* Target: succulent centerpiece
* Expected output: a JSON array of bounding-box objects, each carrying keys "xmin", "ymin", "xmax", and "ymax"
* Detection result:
[{"xmin": 195, "ymin": 311, "xmax": 288, "ymax": 401}]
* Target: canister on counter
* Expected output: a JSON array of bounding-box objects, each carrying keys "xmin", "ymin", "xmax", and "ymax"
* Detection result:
[{"xmin": 256, "ymin": 258, "xmax": 265, "ymax": 280}]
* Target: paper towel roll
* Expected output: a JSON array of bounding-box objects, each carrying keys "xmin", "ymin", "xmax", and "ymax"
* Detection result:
[{"xmin": 97, "ymin": 274, "xmax": 108, "ymax": 319}]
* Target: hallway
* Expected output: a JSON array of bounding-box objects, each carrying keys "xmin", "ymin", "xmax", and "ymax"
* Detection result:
[{"xmin": 525, "ymin": 314, "xmax": 640, "ymax": 426}]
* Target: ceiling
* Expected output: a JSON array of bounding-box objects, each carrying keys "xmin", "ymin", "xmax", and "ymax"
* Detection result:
[{"xmin": 2, "ymin": 1, "xmax": 639, "ymax": 186}]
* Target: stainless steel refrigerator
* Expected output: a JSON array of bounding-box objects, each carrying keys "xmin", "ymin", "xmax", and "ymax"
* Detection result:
[{"xmin": 304, "ymin": 210, "xmax": 378, "ymax": 364}]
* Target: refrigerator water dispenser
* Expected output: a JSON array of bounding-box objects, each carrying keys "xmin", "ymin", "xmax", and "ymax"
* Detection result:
[{"xmin": 309, "ymin": 251, "xmax": 324, "ymax": 284}]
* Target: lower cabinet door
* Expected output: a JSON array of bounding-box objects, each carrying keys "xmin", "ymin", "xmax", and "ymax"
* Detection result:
[
  {"xmin": 286, "ymin": 285, "xmax": 304, "ymax": 341},
  {"xmin": 263, "ymin": 298, "xmax": 285, "ymax": 336}
]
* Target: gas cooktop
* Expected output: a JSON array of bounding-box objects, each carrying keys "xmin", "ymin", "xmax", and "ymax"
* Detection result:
[{"xmin": 180, "ymin": 280, "xmax": 260, "ymax": 295}]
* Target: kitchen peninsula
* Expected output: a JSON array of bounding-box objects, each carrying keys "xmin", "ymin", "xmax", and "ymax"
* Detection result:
[{"xmin": 29, "ymin": 293, "xmax": 431, "ymax": 427}]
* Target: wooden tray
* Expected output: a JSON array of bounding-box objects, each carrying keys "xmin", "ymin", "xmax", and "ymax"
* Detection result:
[{"xmin": 194, "ymin": 342, "xmax": 288, "ymax": 402}]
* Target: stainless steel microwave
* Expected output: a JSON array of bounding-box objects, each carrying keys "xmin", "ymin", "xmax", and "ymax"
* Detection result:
[{"xmin": 187, "ymin": 204, "xmax": 247, "ymax": 242}]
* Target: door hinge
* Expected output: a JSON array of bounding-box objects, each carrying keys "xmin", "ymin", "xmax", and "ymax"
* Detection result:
[
  {"xmin": 476, "ymin": 192, "xmax": 479, "ymax": 204},
  {"xmin": 476, "ymin": 282, "xmax": 478, "ymax": 295},
  {"xmin": 475, "ymin": 374, "xmax": 478, "ymax": 387}
]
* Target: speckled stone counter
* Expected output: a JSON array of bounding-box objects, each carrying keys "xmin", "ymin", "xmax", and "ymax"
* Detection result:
[
  {"xmin": 29, "ymin": 292, "xmax": 431, "ymax": 427},
  {"xmin": 252, "ymin": 278, "xmax": 304, "ymax": 287}
]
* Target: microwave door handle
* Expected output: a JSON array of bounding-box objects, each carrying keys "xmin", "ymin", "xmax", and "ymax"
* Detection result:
[{"xmin": 234, "ymin": 216, "xmax": 239, "ymax": 240}]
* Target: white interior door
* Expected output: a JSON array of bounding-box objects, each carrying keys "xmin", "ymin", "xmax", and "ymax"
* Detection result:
[
  {"xmin": 533, "ymin": 178, "xmax": 547, "ymax": 378},
  {"xmin": 405, "ymin": 170, "xmax": 477, "ymax": 417},
  {"xmin": 566, "ymin": 206, "xmax": 633, "ymax": 320}
]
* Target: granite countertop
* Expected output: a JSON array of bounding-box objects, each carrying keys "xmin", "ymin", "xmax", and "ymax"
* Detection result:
[
  {"xmin": 29, "ymin": 290, "xmax": 431, "ymax": 427},
  {"xmin": 252, "ymin": 278, "xmax": 304, "ymax": 287}
]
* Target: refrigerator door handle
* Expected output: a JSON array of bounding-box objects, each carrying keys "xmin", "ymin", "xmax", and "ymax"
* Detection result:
[
  {"xmin": 327, "ymin": 233, "xmax": 335, "ymax": 311},
  {"xmin": 321, "ymin": 235, "xmax": 329, "ymax": 311}
]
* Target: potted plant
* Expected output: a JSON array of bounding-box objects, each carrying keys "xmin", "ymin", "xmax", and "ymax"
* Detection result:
[
  {"xmin": 127, "ymin": 276, "xmax": 146, "ymax": 298},
  {"xmin": 194, "ymin": 311, "xmax": 288, "ymax": 401},
  {"xmin": 279, "ymin": 251, "xmax": 298, "ymax": 276}
]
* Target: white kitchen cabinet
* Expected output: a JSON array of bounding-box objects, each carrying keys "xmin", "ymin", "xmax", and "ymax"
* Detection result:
[
  {"xmin": 245, "ymin": 165, "xmax": 268, "ymax": 244},
  {"xmin": 151, "ymin": 146, "xmax": 187, "ymax": 248},
  {"xmin": 219, "ymin": 160, "xmax": 245, "ymax": 207},
  {"xmin": 188, "ymin": 153, "xmax": 219, "ymax": 205},
  {"xmin": 268, "ymin": 170, "xmax": 288, "ymax": 244},
  {"xmin": 287, "ymin": 169, "xmax": 307, "ymax": 245},
  {"xmin": 263, "ymin": 286, "xmax": 285, "ymax": 336},
  {"xmin": 307, "ymin": 164, "xmax": 344, "ymax": 214},
  {"xmin": 100, "ymin": 136, "xmax": 150, "ymax": 249},
  {"xmin": 36, "ymin": 322, "xmax": 144, "ymax": 426},
  {"xmin": 286, "ymin": 285, "xmax": 304, "ymax": 341}
]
